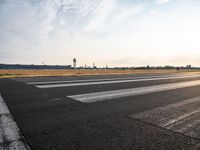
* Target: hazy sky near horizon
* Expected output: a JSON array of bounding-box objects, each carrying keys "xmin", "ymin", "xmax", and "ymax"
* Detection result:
[{"xmin": 1, "ymin": 0, "xmax": 200, "ymax": 67}]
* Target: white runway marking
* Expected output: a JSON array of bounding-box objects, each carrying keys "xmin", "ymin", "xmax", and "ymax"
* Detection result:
[
  {"xmin": 68, "ymin": 80, "xmax": 200, "ymax": 103},
  {"xmin": 27, "ymin": 74, "xmax": 194, "ymax": 85},
  {"xmin": 35, "ymin": 75, "xmax": 200, "ymax": 88},
  {"xmin": 131, "ymin": 96, "xmax": 200, "ymax": 138},
  {"xmin": 28, "ymin": 74, "xmax": 171, "ymax": 85},
  {"xmin": 0, "ymin": 94, "xmax": 30, "ymax": 150}
]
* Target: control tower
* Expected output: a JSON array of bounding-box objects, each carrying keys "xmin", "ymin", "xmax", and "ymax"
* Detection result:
[{"xmin": 73, "ymin": 58, "xmax": 76, "ymax": 69}]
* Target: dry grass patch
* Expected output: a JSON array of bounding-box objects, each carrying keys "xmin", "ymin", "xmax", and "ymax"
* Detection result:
[{"xmin": 0, "ymin": 69, "xmax": 200, "ymax": 78}]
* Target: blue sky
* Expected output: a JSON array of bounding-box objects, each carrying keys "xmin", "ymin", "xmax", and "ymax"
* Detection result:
[{"xmin": 1, "ymin": 0, "xmax": 200, "ymax": 67}]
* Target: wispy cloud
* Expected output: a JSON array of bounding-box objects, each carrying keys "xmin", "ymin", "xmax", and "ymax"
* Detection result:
[
  {"xmin": 155, "ymin": 0, "xmax": 171, "ymax": 5},
  {"xmin": 1, "ymin": 0, "xmax": 200, "ymax": 66},
  {"xmin": 112, "ymin": 3, "xmax": 146, "ymax": 24},
  {"xmin": 84, "ymin": 0, "xmax": 118, "ymax": 31}
]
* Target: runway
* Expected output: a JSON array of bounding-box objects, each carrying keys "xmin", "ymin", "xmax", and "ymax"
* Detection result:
[{"xmin": 1, "ymin": 72, "xmax": 200, "ymax": 149}]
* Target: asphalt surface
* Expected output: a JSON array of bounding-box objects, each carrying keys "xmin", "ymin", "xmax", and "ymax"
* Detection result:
[{"xmin": 1, "ymin": 73, "xmax": 200, "ymax": 150}]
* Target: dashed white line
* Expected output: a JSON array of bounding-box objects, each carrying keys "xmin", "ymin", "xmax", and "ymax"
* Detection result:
[{"xmin": 0, "ymin": 94, "xmax": 30, "ymax": 150}]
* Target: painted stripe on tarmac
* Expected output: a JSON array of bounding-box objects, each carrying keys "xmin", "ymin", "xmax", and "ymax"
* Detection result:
[
  {"xmin": 36, "ymin": 75, "xmax": 200, "ymax": 88},
  {"xmin": 27, "ymin": 74, "xmax": 182, "ymax": 85},
  {"xmin": 27, "ymin": 75, "xmax": 157, "ymax": 85},
  {"xmin": 131, "ymin": 96, "xmax": 200, "ymax": 138},
  {"xmin": 0, "ymin": 94, "xmax": 30, "ymax": 150},
  {"xmin": 68, "ymin": 80, "xmax": 200, "ymax": 103}
]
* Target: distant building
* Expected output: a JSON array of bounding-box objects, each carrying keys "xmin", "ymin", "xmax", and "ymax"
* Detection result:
[
  {"xmin": 186, "ymin": 65, "xmax": 191, "ymax": 69},
  {"xmin": 0, "ymin": 64, "xmax": 71, "ymax": 69}
]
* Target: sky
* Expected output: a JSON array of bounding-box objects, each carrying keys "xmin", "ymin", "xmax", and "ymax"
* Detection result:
[{"xmin": 1, "ymin": 0, "xmax": 200, "ymax": 67}]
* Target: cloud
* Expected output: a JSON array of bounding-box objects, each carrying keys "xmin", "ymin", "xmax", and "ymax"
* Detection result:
[
  {"xmin": 0, "ymin": 0, "xmax": 108, "ymax": 51},
  {"xmin": 112, "ymin": 3, "xmax": 145, "ymax": 24},
  {"xmin": 149, "ymin": 10, "xmax": 159, "ymax": 15},
  {"xmin": 1, "ymin": 0, "xmax": 200, "ymax": 67},
  {"xmin": 84, "ymin": 0, "xmax": 118, "ymax": 31},
  {"xmin": 0, "ymin": 0, "xmax": 58, "ymax": 49},
  {"xmin": 155, "ymin": 0, "xmax": 171, "ymax": 4}
]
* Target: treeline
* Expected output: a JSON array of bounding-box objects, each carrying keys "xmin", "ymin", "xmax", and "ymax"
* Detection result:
[
  {"xmin": 0, "ymin": 64, "xmax": 72, "ymax": 69},
  {"xmin": 112, "ymin": 65, "xmax": 196, "ymax": 70},
  {"xmin": 0, "ymin": 64, "xmax": 198, "ymax": 70}
]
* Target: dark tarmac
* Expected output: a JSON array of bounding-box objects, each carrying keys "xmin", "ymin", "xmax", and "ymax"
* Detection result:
[{"xmin": 1, "ymin": 73, "xmax": 200, "ymax": 150}]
